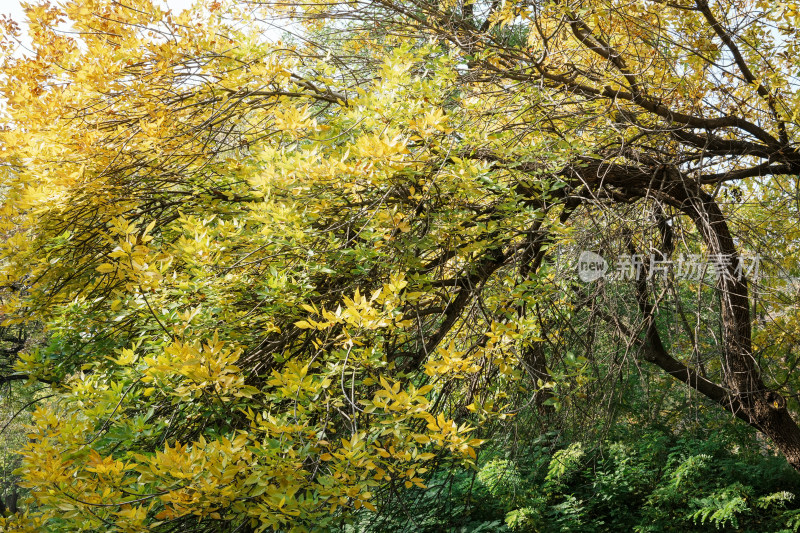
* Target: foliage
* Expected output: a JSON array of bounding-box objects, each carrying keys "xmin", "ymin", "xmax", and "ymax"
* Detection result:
[
  {"xmin": 0, "ymin": 0, "xmax": 800, "ymax": 530},
  {"xmin": 360, "ymin": 423, "xmax": 800, "ymax": 533}
]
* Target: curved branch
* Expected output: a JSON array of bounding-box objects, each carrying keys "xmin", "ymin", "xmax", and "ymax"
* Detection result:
[{"xmin": 695, "ymin": 0, "xmax": 789, "ymax": 145}]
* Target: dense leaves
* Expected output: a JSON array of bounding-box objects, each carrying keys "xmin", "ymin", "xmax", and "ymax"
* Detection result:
[
  {"xmin": 0, "ymin": 0, "xmax": 800, "ymax": 531},
  {"xmin": 364, "ymin": 424, "xmax": 800, "ymax": 532}
]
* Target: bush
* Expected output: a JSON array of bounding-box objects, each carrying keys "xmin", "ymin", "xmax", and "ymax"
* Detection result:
[{"xmin": 360, "ymin": 425, "xmax": 800, "ymax": 533}]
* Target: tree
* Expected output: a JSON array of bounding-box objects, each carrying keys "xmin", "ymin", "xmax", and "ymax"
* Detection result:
[{"xmin": 0, "ymin": 0, "xmax": 799, "ymax": 530}]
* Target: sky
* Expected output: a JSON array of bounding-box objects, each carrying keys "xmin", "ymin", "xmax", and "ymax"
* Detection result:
[
  {"xmin": 3, "ymin": 0, "xmax": 197, "ymax": 22},
  {"xmin": 2, "ymin": 0, "xmax": 198, "ymax": 54}
]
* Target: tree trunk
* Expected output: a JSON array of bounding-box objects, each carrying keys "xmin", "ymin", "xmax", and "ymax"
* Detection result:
[{"xmin": 669, "ymin": 177, "xmax": 800, "ymax": 470}]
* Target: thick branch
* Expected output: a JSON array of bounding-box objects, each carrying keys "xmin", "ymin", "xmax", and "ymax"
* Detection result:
[{"xmin": 695, "ymin": 0, "xmax": 789, "ymax": 145}]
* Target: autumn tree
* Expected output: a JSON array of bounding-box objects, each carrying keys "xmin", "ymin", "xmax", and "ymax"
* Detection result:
[
  {"xmin": 310, "ymin": 0, "xmax": 800, "ymax": 461},
  {"xmin": 0, "ymin": 0, "xmax": 799, "ymax": 531}
]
